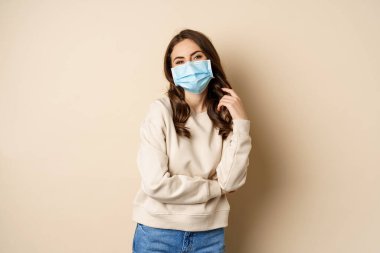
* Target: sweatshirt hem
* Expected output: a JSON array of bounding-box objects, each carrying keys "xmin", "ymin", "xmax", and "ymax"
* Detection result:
[{"xmin": 132, "ymin": 204, "xmax": 229, "ymax": 232}]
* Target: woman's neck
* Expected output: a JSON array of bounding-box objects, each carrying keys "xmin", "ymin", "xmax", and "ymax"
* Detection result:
[{"xmin": 184, "ymin": 89, "xmax": 208, "ymax": 113}]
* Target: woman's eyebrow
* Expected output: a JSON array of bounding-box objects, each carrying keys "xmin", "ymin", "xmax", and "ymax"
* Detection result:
[{"xmin": 172, "ymin": 50, "xmax": 203, "ymax": 62}]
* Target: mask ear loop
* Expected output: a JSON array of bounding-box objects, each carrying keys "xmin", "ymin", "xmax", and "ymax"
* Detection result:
[{"xmin": 206, "ymin": 59, "xmax": 214, "ymax": 78}]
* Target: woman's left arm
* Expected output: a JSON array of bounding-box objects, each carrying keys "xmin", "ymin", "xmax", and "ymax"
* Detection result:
[{"xmin": 216, "ymin": 88, "xmax": 253, "ymax": 193}]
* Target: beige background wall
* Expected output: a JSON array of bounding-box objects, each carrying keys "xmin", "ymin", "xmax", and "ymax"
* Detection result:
[{"xmin": 1, "ymin": 0, "xmax": 379, "ymax": 252}]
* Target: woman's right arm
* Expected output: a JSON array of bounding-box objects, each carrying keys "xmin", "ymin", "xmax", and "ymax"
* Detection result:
[{"xmin": 136, "ymin": 100, "xmax": 222, "ymax": 205}]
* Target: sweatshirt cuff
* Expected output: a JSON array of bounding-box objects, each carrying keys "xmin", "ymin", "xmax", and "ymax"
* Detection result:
[
  {"xmin": 209, "ymin": 180, "xmax": 222, "ymax": 199},
  {"xmin": 232, "ymin": 119, "xmax": 251, "ymax": 135}
]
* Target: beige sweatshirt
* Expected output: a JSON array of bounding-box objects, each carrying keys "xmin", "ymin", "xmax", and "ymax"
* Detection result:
[{"xmin": 132, "ymin": 96, "xmax": 252, "ymax": 231}]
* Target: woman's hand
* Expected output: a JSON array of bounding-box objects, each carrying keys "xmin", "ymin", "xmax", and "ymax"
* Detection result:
[{"xmin": 217, "ymin": 87, "xmax": 249, "ymax": 120}]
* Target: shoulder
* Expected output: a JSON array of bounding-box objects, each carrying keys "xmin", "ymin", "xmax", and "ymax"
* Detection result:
[{"xmin": 143, "ymin": 96, "xmax": 173, "ymax": 123}]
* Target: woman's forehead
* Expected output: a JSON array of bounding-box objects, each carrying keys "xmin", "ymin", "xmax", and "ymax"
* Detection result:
[{"xmin": 171, "ymin": 39, "xmax": 202, "ymax": 58}]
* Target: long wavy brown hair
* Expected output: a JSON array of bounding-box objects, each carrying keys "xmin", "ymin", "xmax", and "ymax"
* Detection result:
[{"xmin": 163, "ymin": 29, "xmax": 233, "ymax": 140}]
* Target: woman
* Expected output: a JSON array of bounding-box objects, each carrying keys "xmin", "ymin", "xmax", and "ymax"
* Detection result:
[{"xmin": 132, "ymin": 29, "xmax": 252, "ymax": 253}]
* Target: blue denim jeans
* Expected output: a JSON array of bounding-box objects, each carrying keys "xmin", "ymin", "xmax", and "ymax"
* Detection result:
[{"xmin": 132, "ymin": 223, "xmax": 225, "ymax": 253}]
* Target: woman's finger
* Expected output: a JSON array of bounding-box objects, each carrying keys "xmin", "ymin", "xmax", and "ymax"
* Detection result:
[
  {"xmin": 217, "ymin": 96, "xmax": 238, "ymax": 109},
  {"xmin": 221, "ymin": 87, "xmax": 239, "ymax": 98},
  {"xmin": 217, "ymin": 101, "xmax": 227, "ymax": 111},
  {"xmin": 219, "ymin": 95, "xmax": 236, "ymax": 104},
  {"xmin": 217, "ymin": 100, "xmax": 233, "ymax": 111}
]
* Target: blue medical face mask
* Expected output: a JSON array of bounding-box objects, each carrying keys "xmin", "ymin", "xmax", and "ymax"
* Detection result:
[{"xmin": 171, "ymin": 59, "xmax": 214, "ymax": 94}]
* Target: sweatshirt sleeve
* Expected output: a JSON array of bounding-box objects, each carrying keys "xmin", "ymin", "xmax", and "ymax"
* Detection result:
[
  {"xmin": 136, "ymin": 100, "xmax": 222, "ymax": 204},
  {"xmin": 216, "ymin": 119, "xmax": 252, "ymax": 192}
]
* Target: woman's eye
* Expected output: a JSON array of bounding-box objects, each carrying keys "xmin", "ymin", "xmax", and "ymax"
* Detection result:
[
  {"xmin": 175, "ymin": 61, "xmax": 184, "ymax": 65},
  {"xmin": 195, "ymin": 55, "xmax": 203, "ymax": 59}
]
